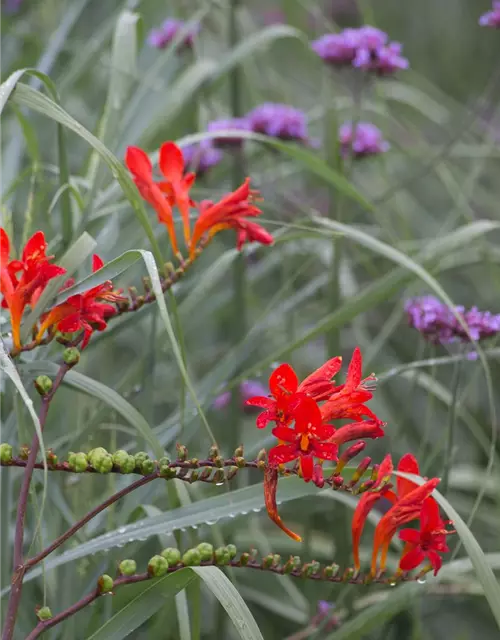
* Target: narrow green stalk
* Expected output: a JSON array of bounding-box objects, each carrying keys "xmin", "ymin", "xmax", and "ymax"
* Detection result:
[
  {"xmin": 442, "ymin": 353, "xmax": 464, "ymax": 495},
  {"xmin": 228, "ymin": 0, "xmax": 246, "ymax": 456}
]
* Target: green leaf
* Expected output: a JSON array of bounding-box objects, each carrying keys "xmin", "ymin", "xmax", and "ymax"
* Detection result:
[
  {"xmin": 9, "ymin": 83, "xmax": 163, "ymax": 264},
  {"xmin": 191, "ymin": 566, "xmax": 264, "ymax": 640},
  {"xmin": 17, "ymin": 362, "xmax": 162, "ymax": 459},
  {"xmin": 85, "ymin": 569, "xmax": 195, "ymax": 640}
]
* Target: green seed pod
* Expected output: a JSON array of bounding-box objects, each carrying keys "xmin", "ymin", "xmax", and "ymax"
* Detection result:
[
  {"xmin": 134, "ymin": 451, "xmax": 149, "ymax": 469},
  {"xmin": 162, "ymin": 466, "xmax": 177, "ymax": 479},
  {"xmin": 67, "ymin": 452, "xmax": 77, "ymax": 469},
  {"xmin": 0, "ymin": 443, "xmax": 13, "ymax": 464},
  {"xmin": 176, "ymin": 444, "xmax": 188, "ymax": 461},
  {"xmin": 97, "ymin": 574, "xmax": 114, "ymax": 593},
  {"xmin": 239, "ymin": 552, "xmax": 250, "ymax": 566},
  {"xmin": 342, "ymin": 567, "xmax": 354, "ymax": 582},
  {"xmin": 90, "ymin": 451, "xmax": 113, "ymax": 474},
  {"xmin": 189, "ymin": 458, "xmax": 199, "ymax": 467},
  {"xmin": 36, "ymin": 606, "xmax": 53, "ymax": 621},
  {"xmin": 196, "ymin": 542, "xmax": 214, "ymax": 562},
  {"xmin": 208, "ymin": 444, "xmax": 219, "ymax": 460},
  {"xmin": 119, "ymin": 559, "xmax": 137, "ymax": 576},
  {"xmin": 120, "ymin": 455, "xmax": 136, "ymax": 474},
  {"xmin": 213, "ymin": 456, "xmax": 224, "ymax": 468},
  {"xmin": 225, "ymin": 466, "xmax": 238, "ymax": 481},
  {"xmin": 46, "ymin": 449, "xmax": 58, "ymax": 467},
  {"xmin": 188, "ymin": 470, "xmax": 199, "ymax": 484},
  {"xmin": 212, "ymin": 469, "xmax": 225, "ymax": 485},
  {"xmin": 63, "ymin": 347, "xmax": 80, "ymax": 365},
  {"xmin": 234, "ymin": 456, "xmax": 246, "ymax": 468},
  {"xmin": 226, "ymin": 544, "xmax": 237, "ymax": 560},
  {"xmin": 182, "ymin": 548, "xmax": 201, "ymax": 566},
  {"xmin": 257, "ymin": 449, "xmax": 267, "ymax": 462},
  {"xmin": 74, "ymin": 452, "xmax": 88, "ymax": 473},
  {"xmin": 214, "ymin": 547, "xmax": 230, "ymax": 565},
  {"xmin": 234, "ymin": 445, "xmax": 244, "ymax": 458},
  {"xmin": 262, "ymin": 554, "xmax": 274, "ymax": 569},
  {"xmin": 323, "ymin": 564, "xmax": 339, "ymax": 578},
  {"xmin": 158, "ymin": 456, "xmax": 171, "ymax": 475},
  {"xmin": 148, "ymin": 555, "xmax": 169, "ymax": 577},
  {"xmin": 19, "ymin": 444, "xmax": 30, "ymax": 460},
  {"xmin": 140, "ymin": 458, "xmax": 156, "ymax": 475},
  {"xmin": 88, "ymin": 447, "xmax": 108, "ymax": 466},
  {"xmin": 272, "ymin": 554, "xmax": 281, "ymax": 567},
  {"xmin": 283, "ymin": 556, "xmax": 301, "ymax": 574},
  {"xmin": 161, "ymin": 548, "xmax": 181, "ymax": 566},
  {"xmin": 112, "ymin": 450, "xmax": 129, "ymax": 468},
  {"xmin": 34, "ymin": 375, "xmax": 53, "ymax": 396}
]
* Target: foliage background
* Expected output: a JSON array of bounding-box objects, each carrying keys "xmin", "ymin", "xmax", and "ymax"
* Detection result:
[{"xmin": 2, "ymin": 0, "xmax": 500, "ymax": 638}]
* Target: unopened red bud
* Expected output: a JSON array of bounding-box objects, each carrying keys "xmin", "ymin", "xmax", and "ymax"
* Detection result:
[
  {"xmin": 333, "ymin": 475, "xmax": 344, "ymax": 488},
  {"xmin": 35, "ymin": 375, "xmax": 52, "ymax": 396},
  {"xmin": 176, "ymin": 444, "xmax": 188, "ymax": 461},
  {"xmin": 97, "ymin": 574, "xmax": 114, "ymax": 593},
  {"xmin": 349, "ymin": 456, "xmax": 372, "ymax": 487}
]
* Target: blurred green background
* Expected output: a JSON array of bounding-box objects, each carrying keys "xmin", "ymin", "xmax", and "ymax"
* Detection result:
[{"xmin": 2, "ymin": 0, "xmax": 500, "ymax": 638}]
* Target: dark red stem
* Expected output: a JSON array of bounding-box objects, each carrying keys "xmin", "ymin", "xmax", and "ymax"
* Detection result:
[{"xmin": 2, "ymin": 363, "xmax": 70, "ymax": 640}]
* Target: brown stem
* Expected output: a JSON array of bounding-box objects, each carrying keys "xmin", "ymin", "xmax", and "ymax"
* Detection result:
[
  {"xmin": 25, "ymin": 473, "xmax": 158, "ymax": 570},
  {"xmin": 25, "ymin": 560, "xmax": 424, "ymax": 639},
  {"xmin": 2, "ymin": 363, "xmax": 71, "ymax": 640}
]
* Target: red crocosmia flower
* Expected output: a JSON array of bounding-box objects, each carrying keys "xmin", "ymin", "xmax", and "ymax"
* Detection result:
[
  {"xmin": 125, "ymin": 143, "xmax": 196, "ymax": 253},
  {"xmin": 351, "ymin": 452, "xmax": 441, "ymax": 575},
  {"xmin": 37, "ymin": 255, "xmax": 125, "ymax": 349},
  {"xmin": 189, "ymin": 178, "xmax": 273, "ymax": 257},
  {"xmin": 245, "ymin": 363, "xmax": 301, "ymax": 429},
  {"xmin": 268, "ymin": 396, "xmax": 338, "ymax": 482},
  {"xmin": 320, "ymin": 347, "xmax": 381, "ymax": 424},
  {"xmin": 398, "ymin": 497, "xmax": 454, "ymax": 576},
  {"xmin": 157, "ymin": 142, "xmax": 196, "ymax": 246},
  {"xmin": 0, "ymin": 229, "xmax": 66, "ymax": 350},
  {"xmin": 246, "ymin": 356, "xmax": 345, "ymax": 429},
  {"xmin": 264, "ymin": 465, "xmax": 302, "ymax": 542}
]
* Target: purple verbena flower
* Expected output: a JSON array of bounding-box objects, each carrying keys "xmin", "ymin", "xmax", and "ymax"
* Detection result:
[
  {"xmin": 247, "ymin": 103, "xmax": 309, "ymax": 142},
  {"xmin": 182, "ymin": 141, "xmax": 222, "ymax": 176},
  {"xmin": 207, "ymin": 117, "xmax": 251, "ymax": 148},
  {"xmin": 405, "ymin": 296, "xmax": 500, "ymax": 346},
  {"xmin": 147, "ymin": 18, "xmax": 198, "ymax": 50},
  {"xmin": 479, "ymin": 1, "xmax": 500, "ymax": 27},
  {"xmin": 312, "ymin": 25, "xmax": 409, "ymax": 75},
  {"xmin": 3, "ymin": 0, "xmax": 23, "ymax": 13},
  {"xmin": 212, "ymin": 380, "xmax": 269, "ymax": 411},
  {"xmin": 338, "ymin": 122, "xmax": 390, "ymax": 157}
]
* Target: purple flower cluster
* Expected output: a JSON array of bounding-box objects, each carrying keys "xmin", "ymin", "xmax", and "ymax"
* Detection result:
[
  {"xmin": 338, "ymin": 122, "xmax": 390, "ymax": 157},
  {"xmin": 479, "ymin": 1, "xmax": 500, "ymax": 27},
  {"xmin": 147, "ymin": 18, "xmax": 198, "ymax": 50},
  {"xmin": 212, "ymin": 380, "xmax": 268, "ymax": 411},
  {"xmin": 405, "ymin": 296, "xmax": 500, "ymax": 345},
  {"xmin": 246, "ymin": 103, "xmax": 309, "ymax": 142},
  {"xmin": 312, "ymin": 25, "xmax": 409, "ymax": 75},
  {"xmin": 207, "ymin": 118, "xmax": 251, "ymax": 148},
  {"xmin": 181, "ymin": 142, "xmax": 223, "ymax": 176}
]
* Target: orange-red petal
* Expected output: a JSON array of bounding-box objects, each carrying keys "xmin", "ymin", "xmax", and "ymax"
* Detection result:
[{"xmin": 264, "ymin": 466, "xmax": 301, "ymax": 542}]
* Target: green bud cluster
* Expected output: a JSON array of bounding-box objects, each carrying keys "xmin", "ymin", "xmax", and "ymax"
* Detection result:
[
  {"xmin": 88, "ymin": 447, "xmax": 113, "ymax": 474},
  {"xmin": 112, "ymin": 450, "xmax": 136, "ymax": 473},
  {"xmin": 118, "ymin": 559, "xmax": 137, "ymax": 576},
  {"xmin": 67, "ymin": 452, "xmax": 88, "ymax": 472},
  {"xmin": 161, "ymin": 548, "xmax": 181, "ymax": 566},
  {"xmin": 196, "ymin": 543, "xmax": 214, "ymax": 561},
  {"xmin": 148, "ymin": 555, "xmax": 169, "ymax": 577},
  {"xmin": 63, "ymin": 347, "xmax": 80, "ymax": 365},
  {"xmin": 0, "ymin": 443, "xmax": 13, "ymax": 464},
  {"xmin": 182, "ymin": 548, "xmax": 201, "ymax": 566}
]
